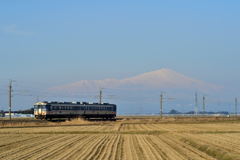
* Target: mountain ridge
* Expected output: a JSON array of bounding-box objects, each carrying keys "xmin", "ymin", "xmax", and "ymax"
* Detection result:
[{"xmin": 49, "ymin": 68, "xmax": 221, "ymax": 93}]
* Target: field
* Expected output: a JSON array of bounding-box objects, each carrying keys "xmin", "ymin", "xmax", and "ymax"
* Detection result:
[{"xmin": 0, "ymin": 116, "xmax": 240, "ymax": 160}]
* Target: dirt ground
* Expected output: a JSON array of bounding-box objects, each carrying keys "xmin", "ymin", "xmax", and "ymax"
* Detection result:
[{"xmin": 0, "ymin": 116, "xmax": 240, "ymax": 160}]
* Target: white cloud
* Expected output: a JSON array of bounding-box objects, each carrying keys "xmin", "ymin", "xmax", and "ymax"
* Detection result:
[{"xmin": 2, "ymin": 24, "xmax": 34, "ymax": 36}]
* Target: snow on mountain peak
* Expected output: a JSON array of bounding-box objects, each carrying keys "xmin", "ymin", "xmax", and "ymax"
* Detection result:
[{"xmin": 49, "ymin": 68, "xmax": 221, "ymax": 93}]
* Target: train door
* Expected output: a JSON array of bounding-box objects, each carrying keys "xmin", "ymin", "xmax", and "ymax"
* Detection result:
[{"xmin": 38, "ymin": 105, "xmax": 42, "ymax": 116}]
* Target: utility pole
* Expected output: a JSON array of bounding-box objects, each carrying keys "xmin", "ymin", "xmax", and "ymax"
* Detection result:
[
  {"xmin": 235, "ymin": 98, "xmax": 238, "ymax": 116},
  {"xmin": 8, "ymin": 80, "xmax": 13, "ymax": 120},
  {"xmin": 160, "ymin": 93, "xmax": 163, "ymax": 118},
  {"xmin": 195, "ymin": 92, "xmax": 198, "ymax": 116},
  {"xmin": 99, "ymin": 89, "xmax": 103, "ymax": 104},
  {"xmin": 159, "ymin": 93, "xmax": 175, "ymax": 118},
  {"xmin": 203, "ymin": 96, "xmax": 206, "ymax": 114}
]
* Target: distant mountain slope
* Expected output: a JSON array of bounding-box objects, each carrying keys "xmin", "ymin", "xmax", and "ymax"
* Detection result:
[{"xmin": 49, "ymin": 68, "xmax": 221, "ymax": 93}]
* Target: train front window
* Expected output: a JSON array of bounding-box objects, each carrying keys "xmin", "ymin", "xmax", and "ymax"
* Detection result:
[
  {"xmin": 34, "ymin": 105, "xmax": 38, "ymax": 110},
  {"xmin": 34, "ymin": 105, "xmax": 50, "ymax": 111}
]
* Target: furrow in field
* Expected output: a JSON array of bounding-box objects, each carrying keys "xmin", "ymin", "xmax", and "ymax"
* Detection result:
[
  {"xmin": 131, "ymin": 135, "xmax": 146, "ymax": 160},
  {"xmin": 159, "ymin": 134, "xmax": 217, "ymax": 160},
  {"xmin": 125, "ymin": 124, "xmax": 130, "ymax": 131},
  {"xmin": 151, "ymin": 124, "xmax": 172, "ymax": 132},
  {"xmin": 148, "ymin": 124, "xmax": 159, "ymax": 130},
  {"xmin": 157, "ymin": 134, "xmax": 194, "ymax": 160},
  {"xmin": 145, "ymin": 135, "xmax": 173, "ymax": 160},
  {"xmin": 179, "ymin": 135, "xmax": 240, "ymax": 160},
  {"xmin": 107, "ymin": 135, "xmax": 120, "ymax": 160},
  {"xmin": 8, "ymin": 135, "xmax": 71, "ymax": 160},
  {"xmin": 97, "ymin": 135, "xmax": 118, "ymax": 160},
  {"xmin": 224, "ymin": 134, "xmax": 240, "ymax": 142},
  {"xmin": 0, "ymin": 134, "xmax": 17, "ymax": 141},
  {"xmin": 82, "ymin": 135, "xmax": 109, "ymax": 160},
  {"xmin": 181, "ymin": 133, "xmax": 240, "ymax": 155},
  {"xmin": 142, "ymin": 123, "xmax": 155, "ymax": 131},
  {"xmin": 20, "ymin": 135, "xmax": 79, "ymax": 160},
  {"xmin": 141, "ymin": 135, "xmax": 164, "ymax": 160},
  {"xmin": 204, "ymin": 134, "xmax": 240, "ymax": 152},
  {"xmin": 60, "ymin": 135, "xmax": 99, "ymax": 160},
  {"xmin": 135, "ymin": 124, "xmax": 144, "ymax": 131},
  {"xmin": 102, "ymin": 135, "xmax": 120, "ymax": 160},
  {"xmin": 0, "ymin": 135, "xmax": 65, "ymax": 160},
  {"xmin": 122, "ymin": 135, "xmax": 134, "ymax": 160},
  {"xmin": 0, "ymin": 135, "xmax": 42, "ymax": 153},
  {"xmin": 120, "ymin": 124, "xmax": 127, "ymax": 131},
  {"xmin": 87, "ymin": 135, "xmax": 112, "ymax": 160},
  {"xmin": 74, "ymin": 135, "xmax": 107, "ymax": 160},
  {"xmin": 114, "ymin": 135, "xmax": 124, "ymax": 160},
  {"xmin": 32, "ymin": 135, "xmax": 86, "ymax": 160},
  {"xmin": 137, "ymin": 135, "xmax": 161, "ymax": 160}
]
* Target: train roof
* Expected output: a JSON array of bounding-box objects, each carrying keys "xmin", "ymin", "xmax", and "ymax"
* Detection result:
[{"xmin": 34, "ymin": 101, "xmax": 115, "ymax": 106}]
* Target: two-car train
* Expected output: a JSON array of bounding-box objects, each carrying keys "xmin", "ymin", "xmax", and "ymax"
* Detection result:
[{"xmin": 34, "ymin": 101, "xmax": 117, "ymax": 120}]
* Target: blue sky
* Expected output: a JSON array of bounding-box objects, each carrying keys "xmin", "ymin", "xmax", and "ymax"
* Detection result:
[{"xmin": 0, "ymin": 1, "xmax": 240, "ymax": 113}]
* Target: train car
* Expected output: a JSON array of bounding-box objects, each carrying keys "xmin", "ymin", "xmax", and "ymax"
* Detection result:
[{"xmin": 34, "ymin": 101, "xmax": 117, "ymax": 120}]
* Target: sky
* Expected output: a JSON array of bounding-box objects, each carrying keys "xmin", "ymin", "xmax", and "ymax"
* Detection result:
[{"xmin": 0, "ymin": 1, "xmax": 240, "ymax": 114}]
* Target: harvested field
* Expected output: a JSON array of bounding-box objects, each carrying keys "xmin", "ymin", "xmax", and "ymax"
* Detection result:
[{"xmin": 0, "ymin": 116, "xmax": 240, "ymax": 160}]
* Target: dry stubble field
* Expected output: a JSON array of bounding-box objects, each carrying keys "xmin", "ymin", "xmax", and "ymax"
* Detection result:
[{"xmin": 0, "ymin": 116, "xmax": 240, "ymax": 160}]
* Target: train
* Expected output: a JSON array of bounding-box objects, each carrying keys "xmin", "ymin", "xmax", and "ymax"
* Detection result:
[{"xmin": 34, "ymin": 101, "xmax": 117, "ymax": 120}]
